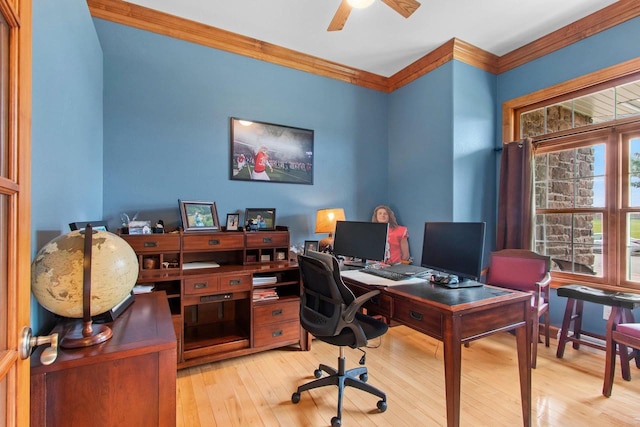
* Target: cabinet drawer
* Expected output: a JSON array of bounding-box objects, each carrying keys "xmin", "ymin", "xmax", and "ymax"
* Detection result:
[
  {"xmin": 219, "ymin": 273, "xmax": 252, "ymax": 292},
  {"xmin": 253, "ymin": 319, "xmax": 299, "ymax": 348},
  {"xmin": 393, "ymin": 298, "xmax": 443, "ymax": 339},
  {"xmin": 254, "ymin": 299, "xmax": 300, "ymax": 325},
  {"xmin": 184, "ymin": 276, "xmax": 218, "ymax": 295},
  {"xmin": 245, "ymin": 231, "xmax": 289, "ymax": 248},
  {"xmin": 123, "ymin": 234, "xmax": 180, "ymax": 253},
  {"xmin": 182, "ymin": 233, "xmax": 245, "ymax": 251}
]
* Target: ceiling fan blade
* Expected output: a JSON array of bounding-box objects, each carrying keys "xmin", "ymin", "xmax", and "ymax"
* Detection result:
[
  {"xmin": 328, "ymin": 0, "xmax": 352, "ymax": 31},
  {"xmin": 381, "ymin": 0, "xmax": 421, "ymax": 18}
]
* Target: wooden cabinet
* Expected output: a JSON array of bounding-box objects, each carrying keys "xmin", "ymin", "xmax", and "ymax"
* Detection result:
[
  {"xmin": 121, "ymin": 227, "xmax": 308, "ymax": 369},
  {"xmin": 30, "ymin": 292, "xmax": 176, "ymax": 427}
]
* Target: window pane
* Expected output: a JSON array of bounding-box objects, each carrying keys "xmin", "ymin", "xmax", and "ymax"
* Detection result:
[
  {"xmin": 0, "ymin": 17, "xmax": 8, "ymax": 178},
  {"xmin": 520, "ymin": 107, "xmax": 544, "ymax": 138},
  {"xmin": 616, "ymin": 80, "xmax": 640, "ymax": 119},
  {"xmin": 535, "ymin": 145, "xmax": 604, "ymax": 209},
  {"xmin": 535, "ymin": 213, "xmax": 602, "ymax": 276},
  {"xmin": 628, "ymin": 213, "xmax": 640, "ymax": 281},
  {"xmin": 574, "ymin": 88, "xmax": 615, "ymax": 125},
  {"xmin": 546, "ymin": 101, "xmax": 573, "ymax": 133},
  {"xmin": 629, "ymin": 137, "xmax": 640, "ymax": 207}
]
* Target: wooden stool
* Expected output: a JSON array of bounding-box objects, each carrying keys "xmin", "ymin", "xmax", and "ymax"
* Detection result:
[{"xmin": 556, "ymin": 284, "xmax": 640, "ymax": 379}]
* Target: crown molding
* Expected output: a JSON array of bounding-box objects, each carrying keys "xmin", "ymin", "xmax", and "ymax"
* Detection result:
[{"xmin": 87, "ymin": 0, "xmax": 640, "ymax": 93}]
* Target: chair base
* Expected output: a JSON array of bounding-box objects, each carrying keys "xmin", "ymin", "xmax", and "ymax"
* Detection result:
[{"xmin": 292, "ymin": 349, "xmax": 387, "ymax": 426}]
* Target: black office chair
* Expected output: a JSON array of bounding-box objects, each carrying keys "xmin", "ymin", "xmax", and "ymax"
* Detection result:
[{"xmin": 292, "ymin": 251, "xmax": 388, "ymax": 427}]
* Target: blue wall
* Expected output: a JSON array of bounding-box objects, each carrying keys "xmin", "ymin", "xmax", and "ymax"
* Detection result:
[
  {"xmin": 94, "ymin": 20, "xmax": 388, "ymax": 247},
  {"xmin": 496, "ymin": 16, "xmax": 640, "ymax": 334},
  {"xmin": 31, "ymin": 0, "xmax": 104, "ymax": 333},
  {"xmin": 387, "ymin": 61, "xmax": 496, "ymax": 264}
]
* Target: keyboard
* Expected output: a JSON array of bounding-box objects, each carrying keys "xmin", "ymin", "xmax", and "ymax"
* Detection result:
[{"xmin": 361, "ymin": 268, "xmax": 410, "ymax": 281}]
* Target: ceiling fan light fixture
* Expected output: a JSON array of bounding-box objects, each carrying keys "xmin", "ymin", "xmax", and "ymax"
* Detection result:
[{"xmin": 347, "ymin": 0, "xmax": 375, "ymax": 9}]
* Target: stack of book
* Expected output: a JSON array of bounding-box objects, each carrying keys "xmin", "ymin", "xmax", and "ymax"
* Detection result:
[{"xmin": 253, "ymin": 287, "xmax": 279, "ymax": 302}]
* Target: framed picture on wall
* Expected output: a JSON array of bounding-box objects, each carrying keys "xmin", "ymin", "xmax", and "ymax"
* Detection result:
[
  {"xmin": 179, "ymin": 200, "xmax": 220, "ymax": 232},
  {"xmin": 230, "ymin": 118, "xmax": 314, "ymax": 185}
]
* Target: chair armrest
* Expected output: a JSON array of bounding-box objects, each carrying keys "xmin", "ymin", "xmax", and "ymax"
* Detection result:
[
  {"xmin": 536, "ymin": 272, "xmax": 551, "ymax": 289},
  {"xmin": 343, "ymin": 289, "xmax": 380, "ymax": 323}
]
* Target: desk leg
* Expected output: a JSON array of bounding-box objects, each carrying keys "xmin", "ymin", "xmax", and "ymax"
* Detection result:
[
  {"xmin": 443, "ymin": 317, "xmax": 462, "ymax": 427},
  {"xmin": 515, "ymin": 307, "xmax": 532, "ymax": 427}
]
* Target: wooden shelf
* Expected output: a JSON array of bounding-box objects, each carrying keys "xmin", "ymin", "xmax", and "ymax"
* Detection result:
[{"xmin": 121, "ymin": 228, "xmax": 307, "ymax": 369}]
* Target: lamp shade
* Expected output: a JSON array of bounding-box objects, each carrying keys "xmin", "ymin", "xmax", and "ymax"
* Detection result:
[{"xmin": 315, "ymin": 208, "xmax": 346, "ymax": 234}]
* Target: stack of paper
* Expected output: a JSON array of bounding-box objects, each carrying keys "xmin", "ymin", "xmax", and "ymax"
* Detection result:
[
  {"xmin": 253, "ymin": 287, "xmax": 279, "ymax": 301},
  {"xmin": 253, "ymin": 276, "xmax": 278, "ymax": 286},
  {"xmin": 133, "ymin": 284, "xmax": 155, "ymax": 294}
]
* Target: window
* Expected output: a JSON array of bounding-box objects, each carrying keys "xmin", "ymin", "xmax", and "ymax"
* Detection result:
[{"xmin": 519, "ymin": 73, "xmax": 640, "ymax": 290}]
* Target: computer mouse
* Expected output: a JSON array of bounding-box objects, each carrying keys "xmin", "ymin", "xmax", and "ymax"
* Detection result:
[{"xmin": 446, "ymin": 276, "xmax": 459, "ymax": 285}]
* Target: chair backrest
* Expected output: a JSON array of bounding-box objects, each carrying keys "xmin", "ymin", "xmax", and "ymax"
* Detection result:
[
  {"xmin": 298, "ymin": 251, "xmax": 356, "ymax": 337},
  {"xmin": 486, "ymin": 249, "xmax": 550, "ymax": 292}
]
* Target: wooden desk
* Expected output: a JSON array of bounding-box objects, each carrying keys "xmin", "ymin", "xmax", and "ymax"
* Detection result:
[
  {"xmin": 342, "ymin": 271, "xmax": 532, "ymax": 427},
  {"xmin": 30, "ymin": 292, "xmax": 177, "ymax": 427}
]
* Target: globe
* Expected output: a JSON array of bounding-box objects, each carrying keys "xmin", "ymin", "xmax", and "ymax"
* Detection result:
[{"xmin": 31, "ymin": 229, "xmax": 139, "ymax": 318}]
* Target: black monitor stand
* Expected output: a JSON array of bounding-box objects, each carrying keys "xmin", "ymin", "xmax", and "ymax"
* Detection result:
[{"xmin": 342, "ymin": 259, "xmax": 367, "ymax": 269}]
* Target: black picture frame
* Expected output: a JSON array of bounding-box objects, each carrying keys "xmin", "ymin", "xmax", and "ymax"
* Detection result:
[
  {"xmin": 69, "ymin": 221, "xmax": 109, "ymax": 232},
  {"xmin": 304, "ymin": 240, "xmax": 319, "ymax": 255},
  {"xmin": 230, "ymin": 117, "xmax": 314, "ymax": 184},
  {"xmin": 179, "ymin": 200, "xmax": 220, "ymax": 232},
  {"xmin": 226, "ymin": 213, "xmax": 240, "ymax": 231},
  {"xmin": 245, "ymin": 208, "xmax": 276, "ymax": 231}
]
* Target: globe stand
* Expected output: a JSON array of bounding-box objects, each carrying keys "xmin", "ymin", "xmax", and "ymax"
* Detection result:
[{"xmin": 60, "ymin": 224, "xmax": 113, "ymax": 349}]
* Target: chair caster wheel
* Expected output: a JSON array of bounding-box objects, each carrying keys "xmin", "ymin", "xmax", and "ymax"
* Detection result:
[
  {"xmin": 377, "ymin": 400, "xmax": 387, "ymax": 412},
  {"xmin": 314, "ymin": 369, "xmax": 322, "ymax": 378},
  {"xmin": 359, "ymin": 373, "xmax": 368, "ymax": 382},
  {"xmin": 331, "ymin": 416, "xmax": 341, "ymax": 427},
  {"xmin": 291, "ymin": 392, "xmax": 301, "ymax": 404}
]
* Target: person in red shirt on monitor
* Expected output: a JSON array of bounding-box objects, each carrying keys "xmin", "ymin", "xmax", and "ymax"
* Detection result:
[{"xmin": 372, "ymin": 205, "xmax": 410, "ymax": 264}]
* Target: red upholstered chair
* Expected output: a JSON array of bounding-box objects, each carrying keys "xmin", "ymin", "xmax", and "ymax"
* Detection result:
[
  {"xmin": 484, "ymin": 249, "xmax": 551, "ymax": 368},
  {"xmin": 603, "ymin": 319, "xmax": 640, "ymax": 397}
]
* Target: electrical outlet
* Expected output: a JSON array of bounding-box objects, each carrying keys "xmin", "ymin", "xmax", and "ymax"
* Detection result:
[{"xmin": 603, "ymin": 305, "xmax": 612, "ymax": 320}]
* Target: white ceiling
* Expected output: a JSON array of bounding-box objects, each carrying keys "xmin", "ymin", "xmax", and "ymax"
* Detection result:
[{"xmin": 124, "ymin": 0, "xmax": 620, "ymax": 77}]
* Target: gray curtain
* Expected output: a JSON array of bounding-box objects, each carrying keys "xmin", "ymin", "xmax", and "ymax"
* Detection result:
[{"xmin": 496, "ymin": 138, "xmax": 534, "ymax": 250}]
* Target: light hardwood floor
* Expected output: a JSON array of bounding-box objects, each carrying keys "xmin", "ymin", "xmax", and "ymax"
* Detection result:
[{"xmin": 176, "ymin": 326, "xmax": 640, "ymax": 426}]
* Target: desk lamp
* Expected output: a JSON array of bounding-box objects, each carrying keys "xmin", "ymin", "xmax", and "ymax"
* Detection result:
[{"xmin": 315, "ymin": 208, "xmax": 345, "ymax": 252}]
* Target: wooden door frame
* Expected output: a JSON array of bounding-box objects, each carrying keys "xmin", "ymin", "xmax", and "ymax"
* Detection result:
[{"xmin": 0, "ymin": 0, "xmax": 31, "ymax": 425}]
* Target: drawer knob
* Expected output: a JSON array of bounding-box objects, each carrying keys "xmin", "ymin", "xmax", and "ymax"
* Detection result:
[
  {"xmin": 262, "ymin": 237, "xmax": 272, "ymax": 243},
  {"xmin": 194, "ymin": 282, "xmax": 208, "ymax": 289},
  {"xmin": 272, "ymin": 309, "xmax": 283, "ymax": 317},
  {"xmin": 143, "ymin": 241, "xmax": 158, "ymax": 248},
  {"xmin": 410, "ymin": 310, "xmax": 423, "ymax": 321},
  {"xmin": 272, "ymin": 330, "xmax": 283, "ymax": 337},
  {"xmin": 208, "ymin": 239, "xmax": 220, "ymax": 245},
  {"xmin": 229, "ymin": 279, "xmax": 241, "ymax": 286}
]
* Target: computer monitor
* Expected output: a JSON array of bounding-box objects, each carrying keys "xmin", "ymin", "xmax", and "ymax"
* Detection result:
[
  {"xmin": 420, "ymin": 222, "xmax": 486, "ymax": 282},
  {"xmin": 332, "ymin": 220, "xmax": 389, "ymax": 267}
]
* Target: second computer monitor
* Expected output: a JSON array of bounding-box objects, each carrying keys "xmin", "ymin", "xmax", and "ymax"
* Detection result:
[
  {"xmin": 421, "ymin": 221, "xmax": 486, "ymax": 282},
  {"xmin": 332, "ymin": 220, "xmax": 388, "ymax": 267}
]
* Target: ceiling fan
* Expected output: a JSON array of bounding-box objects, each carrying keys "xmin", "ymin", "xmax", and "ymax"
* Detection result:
[{"xmin": 328, "ymin": 0, "xmax": 421, "ymax": 31}]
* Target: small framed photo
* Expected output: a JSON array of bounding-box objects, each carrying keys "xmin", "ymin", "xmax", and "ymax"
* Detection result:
[
  {"xmin": 226, "ymin": 213, "xmax": 240, "ymax": 231},
  {"xmin": 69, "ymin": 221, "xmax": 109, "ymax": 232},
  {"xmin": 245, "ymin": 208, "xmax": 276, "ymax": 231},
  {"xmin": 179, "ymin": 200, "xmax": 220, "ymax": 232},
  {"xmin": 304, "ymin": 240, "xmax": 319, "ymax": 255}
]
